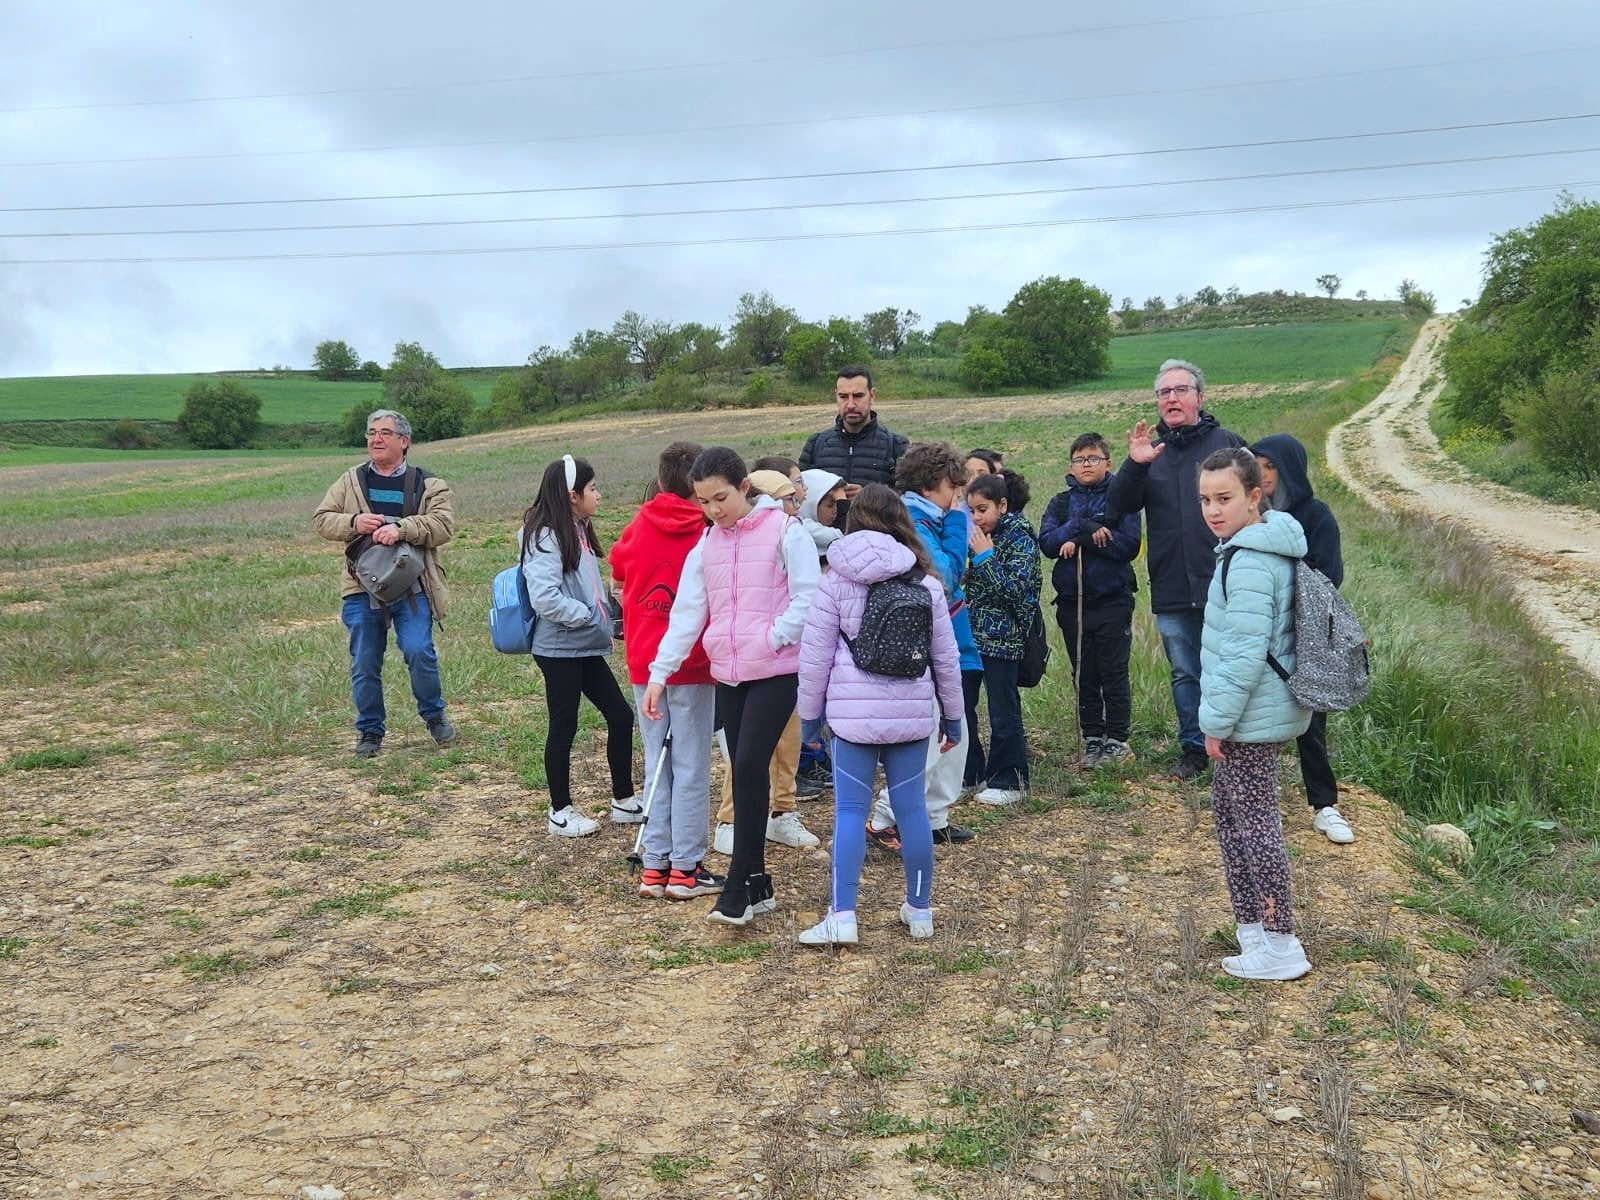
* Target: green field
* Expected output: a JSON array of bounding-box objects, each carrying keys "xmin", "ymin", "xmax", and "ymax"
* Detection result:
[
  {"xmin": 0, "ymin": 372, "xmax": 500, "ymax": 423},
  {"xmin": 0, "ymin": 320, "xmax": 1402, "ymax": 428}
]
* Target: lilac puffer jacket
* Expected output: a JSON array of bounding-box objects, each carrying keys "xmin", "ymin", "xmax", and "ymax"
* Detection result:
[{"xmin": 797, "ymin": 531, "xmax": 964, "ymax": 746}]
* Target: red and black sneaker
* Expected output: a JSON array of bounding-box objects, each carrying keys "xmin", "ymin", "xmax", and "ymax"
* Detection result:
[
  {"xmin": 666, "ymin": 864, "xmax": 725, "ymax": 900},
  {"xmin": 638, "ymin": 867, "xmax": 670, "ymax": 899},
  {"xmin": 865, "ymin": 823, "xmax": 902, "ymax": 855}
]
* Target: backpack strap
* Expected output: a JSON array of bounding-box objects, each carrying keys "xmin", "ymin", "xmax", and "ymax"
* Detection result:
[
  {"xmin": 401, "ymin": 465, "xmax": 429, "ymax": 518},
  {"xmin": 1220, "ymin": 545, "xmax": 1293, "ymax": 683}
]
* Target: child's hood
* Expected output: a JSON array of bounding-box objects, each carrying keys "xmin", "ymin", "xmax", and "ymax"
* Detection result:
[
  {"xmin": 799, "ymin": 469, "xmax": 844, "ymax": 523},
  {"xmin": 1250, "ymin": 433, "xmax": 1315, "ymax": 511},
  {"xmin": 1220, "ymin": 508, "xmax": 1307, "ymax": 560},
  {"xmin": 636, "ymin": 491, "xmax": 707, "ymax": 536},
  {"xmin": 825, "ymin": 530, "xmax": 918, "ymax": 583}
]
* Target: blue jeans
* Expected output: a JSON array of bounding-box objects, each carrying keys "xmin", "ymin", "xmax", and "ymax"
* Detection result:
[
  {"xmin": 1155, "ymin": 609, "xmax": 1205, "ymax": 755},
  {"xmin": 341, "ymin": 592, "xmax": 446, "ymax": 737},
  {"xmin": 980, "ymin": 655, "xmax": 1028, "ymax": 790}
]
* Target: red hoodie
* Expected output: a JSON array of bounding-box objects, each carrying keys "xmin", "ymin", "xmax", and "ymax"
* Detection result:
[{"xmin": 608, "ymin": 492, "xmax": 715, "ymax": 686}]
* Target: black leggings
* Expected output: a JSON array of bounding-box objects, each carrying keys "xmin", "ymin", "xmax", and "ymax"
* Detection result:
[
  {"xmin": 718, "ymin": 674, "xmax": 798, "ymax": 882},
  {"xmin": 534, "ymin": 654, "xmax": 634, "ymax": 810}
]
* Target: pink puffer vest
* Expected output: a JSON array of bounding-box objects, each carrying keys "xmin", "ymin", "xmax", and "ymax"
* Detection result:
[{"xmin": 701, "ymin": 505, "xmax": 801, "ymax": 684}]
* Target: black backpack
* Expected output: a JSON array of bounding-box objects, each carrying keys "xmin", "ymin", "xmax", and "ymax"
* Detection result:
[
  {"xmin": 845, "ymin": 569, "xmax": 934, "ymax": 679},
  {"xmin": 1017, "ymin": 603, "xmax": 1051, "ymax": 689}
]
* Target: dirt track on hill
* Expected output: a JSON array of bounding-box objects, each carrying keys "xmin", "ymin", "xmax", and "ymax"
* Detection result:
[{"xmin": 1327, "ymin": 317, "xmax": 1600, "ymax": 681}]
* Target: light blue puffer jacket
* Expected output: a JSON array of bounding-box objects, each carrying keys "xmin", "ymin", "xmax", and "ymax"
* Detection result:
[{"xmin": 1198, "ymin": 509, "xmax": 1312, "ymax": 744}]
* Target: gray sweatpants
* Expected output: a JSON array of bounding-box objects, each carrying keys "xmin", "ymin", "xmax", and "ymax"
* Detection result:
[
  {"xmin": 633, "ymin": 683, "xmax": 716, "ymax": 871},
  {"xmin": 871, "ymin": 707, "xmax": 964, "ymax": 833}
]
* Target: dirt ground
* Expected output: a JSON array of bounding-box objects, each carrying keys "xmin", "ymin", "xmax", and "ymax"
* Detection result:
[
  {"xmin": 3, "ymin": 721, "xmax": 1598, "ymax": 1199},
  {"xmin": 1327, "ymin": 317, "xmax": 1600, "ymax": 681}
]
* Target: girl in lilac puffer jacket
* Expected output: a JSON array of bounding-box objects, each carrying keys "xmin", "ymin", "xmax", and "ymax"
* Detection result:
[{"xmin": 796, "ymin": 485, "xmax": 964, "ymax": 947}]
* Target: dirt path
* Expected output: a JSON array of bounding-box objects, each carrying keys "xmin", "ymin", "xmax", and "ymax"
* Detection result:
[{"xmin": 1328, "ymin": 317, "xmax": 1600, "ymax": 680}]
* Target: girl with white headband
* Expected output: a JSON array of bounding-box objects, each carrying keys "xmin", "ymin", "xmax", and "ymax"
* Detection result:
[{"xmin": 522, "ymin": 454, "xmax": 640, "ymax": 837}]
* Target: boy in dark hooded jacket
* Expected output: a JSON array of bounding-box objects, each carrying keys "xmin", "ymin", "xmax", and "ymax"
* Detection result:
[
  {"xmin": 1038, "ymin": 433, "xmax": 1143, "ymax": 767},
  {"xmin": 1251, "ymin": 433, "xmax": 1354, "ymax": 845}
]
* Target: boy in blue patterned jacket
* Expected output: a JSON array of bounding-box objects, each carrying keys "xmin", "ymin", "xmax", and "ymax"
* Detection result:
[{"xmin": 1038, "ymin": 433, "xmax": 1143, "ymax": 768}]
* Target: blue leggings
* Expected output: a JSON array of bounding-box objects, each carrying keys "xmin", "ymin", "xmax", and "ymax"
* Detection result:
[{"xmin": 830, "ymin": 738, "xmax": 933, "ymax": 912}]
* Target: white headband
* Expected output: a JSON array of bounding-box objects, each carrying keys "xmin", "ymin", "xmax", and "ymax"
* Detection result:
[{"xmin": 563, "ymin": 454, "xmax": 577, "ymax": 492}]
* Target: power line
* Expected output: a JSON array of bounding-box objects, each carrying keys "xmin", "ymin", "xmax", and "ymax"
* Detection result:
[
  {"xmin": 0, "ymin": 0, "xmax": 1376, "ymax": 116},
  {"xmin": 8, "ymin": 146, "xmax": 1595, "ymax": 240},
  {"xmin": 3, "ymin": 43, "xmax": 1583, "ymax": 170},
  {"xmin": 5, "ymin": 111, "xmax": 1594, "ymax": 215},
  {"xmin": 4, "ymin": 180, "xmax": 1591, "ymax": 266}
]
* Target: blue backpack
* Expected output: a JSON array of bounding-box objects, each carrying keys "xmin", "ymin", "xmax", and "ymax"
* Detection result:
[{"xmin": 488, "ymin": 551, "xmax": 537, "ymax": 654}]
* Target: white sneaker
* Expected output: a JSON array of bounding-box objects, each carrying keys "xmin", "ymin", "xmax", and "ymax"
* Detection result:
[
  {"xmin": 974, "ymin": 786, "xmax": 1025, "ymax": 806},
  {"xmin": 1313, "ymin": 806, "xmax": 1355, "ymax": 844},
  {"xmin": 547, "ymin": 806, "xmax": 600, "ymax": 838},
  {"xmin": 797, "ymin": 911, "xmax": 858, "ymax": 946},
  {"xmin": 712, "ymin": 822, "xmax": 734, "ymax": 856},
  {"xmin": 899, "ymin": 903, "xmax": 934, "ymax": 939},
  {"xmin": 766, "ymin": 811, "xmax": 820, "ymax": 848},
  {"xmin": 1236, "ymin": 921, "xmax": 1266, "ymax": 954},
  {"xmin": 609, "ymin": 795, "xmax": 646, "ymax": 824},
  {"xmin": 1223, "ymin": 934, "xmax": 1312, "ymax": 981}
]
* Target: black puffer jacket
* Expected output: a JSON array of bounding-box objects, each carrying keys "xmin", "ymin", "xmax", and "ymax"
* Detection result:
[
  {"xmin": 798, "ymin": 412, "xmax": 908, "ymax": 488},
  {"xmin": 1105, "ymin": 411, "xmax": 1245, "ymax": 613}
]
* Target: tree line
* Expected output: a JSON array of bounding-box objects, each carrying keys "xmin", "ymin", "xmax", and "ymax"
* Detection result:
[{"xmin": 1442, "ymin": 193, "xmax": 1600, "ymax": 482}]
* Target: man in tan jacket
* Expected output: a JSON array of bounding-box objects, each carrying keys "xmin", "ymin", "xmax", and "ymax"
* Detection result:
[{"xmin": 313, "ymin": 408, "xmax": 456, "ymax": 757}]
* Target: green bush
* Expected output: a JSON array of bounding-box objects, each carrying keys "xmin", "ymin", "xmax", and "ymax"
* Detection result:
[
  {"xmin": 106, "ymin": 418, "xmax": 154, "ymax": 450},
  {"xmin": 177, "ymin": 378, "xmax": 261, "ymax": 449},
  {"xmin": 338, "ymin": 402, "xmax": 369, "ymax": 447},
  {"xmin": 1507, "ymin": 358, "xmax": 1600, "ymax": 481}
]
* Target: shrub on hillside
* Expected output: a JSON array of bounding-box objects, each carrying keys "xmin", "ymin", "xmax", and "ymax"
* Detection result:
[
  {"xmin": 177, "ymin": 378, "xmax": 261, "ymax": 449},
  {"xmin": 106, "ymin": 418, "xmax": 154, "ymax": 450},
  {"xmin": 1507, "ymin": 334, "xmax": 1600, "ymax": 481},
  {"xmin": 338, "ymin": 402, "xmax": 368, "ymax": 447},
  {"xmin": 312, "ymin": 339, "xmax": 361, "ymax": 381}
]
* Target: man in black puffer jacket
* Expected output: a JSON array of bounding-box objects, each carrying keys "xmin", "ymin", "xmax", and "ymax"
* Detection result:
[
  {"xmin": 798, "ymin": 365, "xmax": 908, "ymax": 525},
  {"xmin": 1107, "ymin": 358, "xmax": 1245, "ymax": 781}
]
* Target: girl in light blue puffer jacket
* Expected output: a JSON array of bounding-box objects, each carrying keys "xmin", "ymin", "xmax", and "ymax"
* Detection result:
[{"xmin": 1197, "ymin": 448, "xmax": 1313, "ymax": 983}]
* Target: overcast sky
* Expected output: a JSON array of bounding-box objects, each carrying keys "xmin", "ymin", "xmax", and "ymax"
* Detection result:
[{"xmin": 1, "ymin": 0, "xmax": 1595, "ymax": 377}]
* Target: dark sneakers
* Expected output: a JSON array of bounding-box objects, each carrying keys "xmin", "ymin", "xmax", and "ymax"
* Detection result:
[
  {"xmin": 1169, "ymin": 749, "xmax": 1210, "ymax": 781},
  {"xmin": 932, "ymin": 824, "xmax": 975, "ymax": 845},
  {"xmin": 666, "ymin": 864, "xmax": 725, "ymax": 899},
  {"xmin": 866, "ymin": 823, "xmax": 903, "ymax": 855},
  {"xmin": 708, "ymin": 872, "xmax": 775, "ymax": 925},
  {"xmin": 795, "ymin": 763, "xmax": 831, "ymax": 798},
  {"xmin": 427, "ymin": 718, "xmax": 457, "ymax": 747},
  {"xmin": 354, "ymin": 733, "xmax": 383, "ymax": 758}
]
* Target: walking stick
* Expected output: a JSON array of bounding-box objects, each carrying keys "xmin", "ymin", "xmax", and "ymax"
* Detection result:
[
  {"xmin": 626, "ymin": 731, "xmax": 673, "ymax": 869},
  {"xmin": 1075, "ymin": 552, "xmax": 1087, "ymax": 768}
]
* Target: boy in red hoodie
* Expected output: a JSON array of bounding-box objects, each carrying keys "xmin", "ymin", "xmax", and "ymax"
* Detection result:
[{"xmin": 609, "ymin": 442, "xmax": 722, "ymax": 900}]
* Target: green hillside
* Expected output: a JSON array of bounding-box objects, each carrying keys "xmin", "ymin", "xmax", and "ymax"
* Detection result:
[
  {"xmin": 0, "ymin": 372, "xmax": 499, "ymax": 423},
  {"xmin": 1084, "ymin": 318, "xmax": 1405, "ymax": 390}
]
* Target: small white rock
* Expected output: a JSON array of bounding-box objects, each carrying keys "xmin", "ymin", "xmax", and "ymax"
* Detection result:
[{"xmin": 299, "ymin": 1186, "xmax": 345, "ymax": 1200}]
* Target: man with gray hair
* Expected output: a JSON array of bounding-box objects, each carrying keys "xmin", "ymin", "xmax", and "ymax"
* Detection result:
[
  {"xmin": 1106, "ymin": 360, "xmax": 1245, "ymax": 780},
  {"xmin": 313, "ymin": 408, "xmax": 457, "ymax": 757}
]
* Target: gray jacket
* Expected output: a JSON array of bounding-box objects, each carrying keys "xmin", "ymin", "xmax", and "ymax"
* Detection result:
[{"xmin": 521, "ymin": 526, "xmax": 614, "ymax": 658}]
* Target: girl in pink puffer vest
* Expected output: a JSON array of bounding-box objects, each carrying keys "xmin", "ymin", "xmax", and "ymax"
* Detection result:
[
  {"xmin": 795, "ymin": 485, "xmax": 964, "ymax": 947},
  {"xmin": 645, "ymin": 447, "xmax": 820, "ymax": 928}
]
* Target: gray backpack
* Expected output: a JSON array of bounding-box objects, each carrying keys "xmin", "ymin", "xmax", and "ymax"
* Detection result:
[
  {"xmin": 845, "ymin": 568, "xmax": 933, "ymax": 679},
  {"xmin": 345, "ymin": 465, "xmax": 428, "ymax": 608},
  {"xmin": 1222, "ymin": 550, "xmax": 1371, "ymax": 712}
]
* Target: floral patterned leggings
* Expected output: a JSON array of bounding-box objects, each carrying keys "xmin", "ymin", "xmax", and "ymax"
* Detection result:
[{"xmin": 1211, "ymin": 741, "xmax": 1295, "ymax": 934}]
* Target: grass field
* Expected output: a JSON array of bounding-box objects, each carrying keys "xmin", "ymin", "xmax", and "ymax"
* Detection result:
[
  {"xmin": 0, "ymin": 372, "xmax": 500, "ymax": 423},
  {"xmin": 0, "ymin": 319, "xmax": 1403, "ymax": 428},
  {"xmin": 6, "ymin": 317, "xmax": 1600, "ymax": 1197}
]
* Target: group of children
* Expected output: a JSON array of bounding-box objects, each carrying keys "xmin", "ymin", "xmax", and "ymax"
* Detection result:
[{"xmin": 514, "ymin": 427, "xmax": 1345, "ymax": 981}]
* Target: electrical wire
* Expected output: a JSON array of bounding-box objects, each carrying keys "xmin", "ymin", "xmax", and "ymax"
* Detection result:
[
  {"xmin": 6, "ymin": 146, "xmax": 1595, "ymax": 240},
  {"xmin": 3, "ymin": 43, "xmax": 1584, "ymax": 170},
  {"xmin": 5, "ymin": 111, "xmax": 1595, "ymax": 215},
  {"xmin": 0, "ymin": 0, "xmax": 1379, "ymax": 115},
  {"xmin": 4, "ymin": 179, "xmax": 1591, "ymax": 266}
]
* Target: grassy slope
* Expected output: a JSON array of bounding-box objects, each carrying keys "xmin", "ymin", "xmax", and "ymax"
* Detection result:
[
  {"xmin": 0, "ymin": 319, "xmax": 1402, "ymax": 425},
  {"xmin": 0, "ymin": 373, "xmax": 500, "ymax": 423}
]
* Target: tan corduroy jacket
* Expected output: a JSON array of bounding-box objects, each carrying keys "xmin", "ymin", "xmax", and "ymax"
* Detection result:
[{"xmin": 313, "ymin": 462, "xmax": 455, "ymax": 619}]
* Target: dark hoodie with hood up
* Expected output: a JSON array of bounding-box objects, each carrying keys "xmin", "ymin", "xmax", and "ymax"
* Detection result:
[
  {"xmin": 1105, "ymin": 410, "xmax": 1245, "ymax": 613},
  {"xmin": 608, "ymin": 492, "xmax": 714, "ymax": 686},
  {"xmin": 1250, "ymin": 433, "xmax": 1343, "ymax": 586}
]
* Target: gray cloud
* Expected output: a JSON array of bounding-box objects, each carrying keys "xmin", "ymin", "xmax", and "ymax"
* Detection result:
[{"xmin": 1, "ymin": 0, "xmax": 1594, "ymax": 374}]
